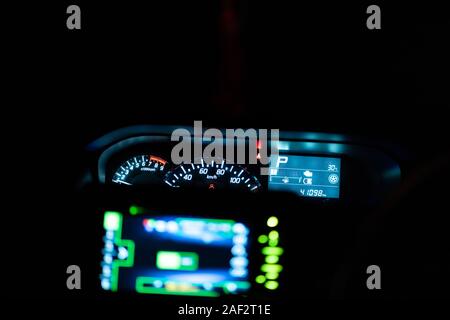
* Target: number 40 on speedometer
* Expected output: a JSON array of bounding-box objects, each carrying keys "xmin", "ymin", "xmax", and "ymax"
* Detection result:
[{"xmin": 164, "ymin": 159, "xmax": 260, "ymax": 192}]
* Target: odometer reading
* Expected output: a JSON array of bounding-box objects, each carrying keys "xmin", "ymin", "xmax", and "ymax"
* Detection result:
[
  {"xmin": 269, "ymin": 155, "xmax": 341, "ymax": 198},
  {"xmin": 164, "ymin": 159, "xmax": 260, "ymax": 192}
]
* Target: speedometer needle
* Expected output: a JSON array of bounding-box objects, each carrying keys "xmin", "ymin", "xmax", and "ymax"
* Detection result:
[{"xmin": 112, "ymin": 180, "xmax": 132, "ymax": 186}]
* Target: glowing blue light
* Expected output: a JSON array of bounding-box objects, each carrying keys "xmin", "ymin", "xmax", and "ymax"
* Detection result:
[
  {"xmin": 118, "ymin": 247, "xmax": 128, "ymax": 260},
  {"xmin": 202, "ymin": 233, "xmax": 214, "ymax": 243},
  {"xmin": 105, "ymin": 241, "xmax": 114, "ymax": 252},
  {"xmin": 327, "ymin": 143, "xmax": 343, "ymax": 153},
  {"xmin": 102, "ymin": 265, "xmax": 111, "ymax": 276},
  {"xmin": 181, "ymin": 257, "xmax": 194, "ymax": 266},
  {"xmin": 203, "ymin": 282, "xmax": 213, "ymax": 291},
  {"xmin": 226, "ymin": 282, "xmax": 237, "ymax": 292},
  {"xmin": 170, "ymin": 272, "xmax": 226, "ymax": 284},
  {"xmin": 101, "ymin": 279, "xmax": 111, "ymax": 290},
  {"xmin": 166, "ymin": 221, "xmax": 179, "ymax": 233},
  {"xmin": 144, "ymin": 220, "xmax": 154, "ymax": 232},
  {"xmin": 153, "ymin": 280, "xmax": 163, "ymax": 288},
  {"xmin": 304, "ymin": 142, "xmax": 318, "ymax": 150},
  {"xmin": 104, "ymin": 254, "xmax": 113, "ymax": 264},
  {"xmin": 155, "ymin": 220, "xmax": 167, "ymax": 232},
  {"xmin": 278, "ymin": 141, "xmax": 290, "ymax": 151},
  {"xmin": 230, "ymin": 257, "xmax": 249, "ymax": 268},
  {"xmin": 106, "ymin": 231, "xmax": 114, "ymax": 240},
  {"xmin": 231, "ymin": 244, "xmax": 246, "ymax": 256},
  {"xmin": 181, "ymin": 220, "xmax": 204, "ymax": 236},
  {"xmin": 232, "ymin": 223, "xmax": 248, "ymax": 234},
  {"xmin": 230, "ymin": 268, "xmax": 248, "ymax": 277},
  {"xmin": 233, "ymin": 235, "xmax": 247, "ymax": 245},
  {"xmin": 207, "ymin": 223, "xmax": 218, "ymax": 232}
]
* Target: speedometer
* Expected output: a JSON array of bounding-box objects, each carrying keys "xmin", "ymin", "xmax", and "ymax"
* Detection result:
[
  {"xmin": 164, "ymin": 158, "xmax": 261, "ymax": 192},
  {"xmin": 112, "ymin": 155, "xmax": 168, "ymax": 186}
]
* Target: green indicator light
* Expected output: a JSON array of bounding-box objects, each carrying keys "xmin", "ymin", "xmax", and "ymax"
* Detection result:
[
  {"xmin": 156, "ymin": 251, "xmax": 199, "ymax": 271},
  {"xmin": 258, "ymin": 235, "xmax": 268, "ymax": 244},
  {"xmin": 262, "ymin": 247, "xmax": 284, "ymax": 256},
  {"xmin": 265, "ymin": 281, "xmax": 279, "ymax": 290},
  {"xmin": 269, "ymin": 239, "xmax": 279, "ymax": 247},
  {"xmin": 265, "ymin": 255, "xmax": 279, "ymax": 264},
  {"xmin": 268, "ymin": 230, "xmax": 279, "ymax": 240},
  {"xmin": 103, "ymin": 211, "xmax": 121, "ymax": 231},
  {"xmin": 135, "ymin": 277, "xmax": 219, "ymax": 297},
  {"xmin": 255, "ymin": 275, "xmax": 266, "ymax": 284},
  {"xmin": 261, "ymin": 264, "xmax": 283, "ymax": 273},
  {"xmin": 265, "ymin": 272, "xmax": 279, "ymax": 280},
  {"xmin": 267, "ymin": 216, "xmax": 279, "ymax": 228},
  {"xmin": 129, "ymin": 205, "xmax": 145, "ymax": 215}
]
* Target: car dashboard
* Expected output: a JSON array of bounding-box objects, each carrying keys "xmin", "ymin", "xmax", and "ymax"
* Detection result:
[
  {"xmin": 74, "ymin": 124, "xmax": 405, "ymax": 300},
  {"xmin": 84, "ymin": 125, "xmax": 402, "ymax": 205}
]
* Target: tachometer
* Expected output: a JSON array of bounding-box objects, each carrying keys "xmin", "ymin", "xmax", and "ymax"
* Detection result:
[
  {"xmin": 112, "ymin": 155, "xmax": 168, "ymax": 186},
  {"xmin": 164, "ymin": 158, "xmax": 261, "ymax": 192}
]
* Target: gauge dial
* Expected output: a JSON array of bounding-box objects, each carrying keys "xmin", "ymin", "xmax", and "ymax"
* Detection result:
[
  {"xmin": 164, "ymin": 159, "xmax": 261, "ymax": 192},
  {"xmin": 112, "ymin": 155, "xmax": 168, "ymax": 186}
]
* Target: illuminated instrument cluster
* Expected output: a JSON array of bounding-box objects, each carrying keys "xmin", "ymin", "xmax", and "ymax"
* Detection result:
[
  {"xmin": 110, "ymin": 154, "xmax": 262, "ymax": 193},
  {"xmin": 106, "ymin": 151, "xmax": 342, "ymax": 199},
  {"xmin": 90, "ymin": 126, "xmax": 400, "ymax": 202},
  {"xmin": 86, "ymin": 125, "xmax": 402, "ymax": 299},
  {"xmin": 103, "ymin": 151, "xmax": 343, "ymax": 199}
]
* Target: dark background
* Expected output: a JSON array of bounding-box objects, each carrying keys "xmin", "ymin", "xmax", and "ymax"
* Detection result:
[
  {"xmin": 2, "ymin": 1, "xmax": 449, "ymax": 301},
  {"xmin": 5, "ymin": 1, "xmax": 449, "ymax": 140}
]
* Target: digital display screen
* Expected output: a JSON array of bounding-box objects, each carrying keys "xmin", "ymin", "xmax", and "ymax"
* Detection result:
[
  {"xmin": 269, "ymin": 155, "xmax": 341, "ymax": 198},
  {"xmin": 100, "ymin": 211, "xmax": 251, "ymax": 297}
]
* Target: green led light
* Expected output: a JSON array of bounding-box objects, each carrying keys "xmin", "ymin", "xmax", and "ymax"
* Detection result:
[
  {"xmin": 262, "ymin": 247, "xmax": 284, "ymax": 256},
  {"xmin": 268, "ymin": 239, "xmax": 278, "ymax": 247},
  {"xmin": 265, "ymin": 272, "xmax": 279, "ymax": 280},
  {"xmin": 261, "ymin": 264, "xmax": 283, "ymax": 273},
  {"xmin": 129, "ymin": 205, "xmax": 144, "ymax": 215},
  {"xmin": 103, "ymin": 211, "xmax": 121, "ymax": 231},
  {"xmin": 267, "ymin": 216, "xmax": 279, "ymax": 227},
  {"xmin": 135, "ymin": 277, "xmax": 219, "ymax": 297},
  {"xmin": 255, "ymin": 275, "xmax": 266, "ymax": 284},
  {"xmin": 258, "ymin": 235, "xmax": 268, "ymax": 244},
  {"xmin": 268, "ymin": 230, "xmax": 279, "ymax": 240},
  {"xmin": 265, "ymin": 281, "xmax": 279, "ymax": 290},
  {"xmin": 265, "ymin": 255, "xmax": 279, "ymax": 264},
  {"xmin": 156, "ymin": 251, "xmax": 198, "ymax": 271}
]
